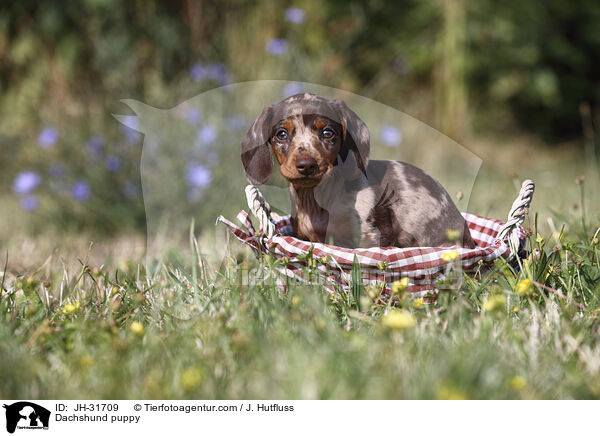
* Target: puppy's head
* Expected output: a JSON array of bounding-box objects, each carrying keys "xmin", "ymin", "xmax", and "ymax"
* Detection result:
[{"xmin": 241, "ymin": 93, "xmax": 370, "ymax": 186}]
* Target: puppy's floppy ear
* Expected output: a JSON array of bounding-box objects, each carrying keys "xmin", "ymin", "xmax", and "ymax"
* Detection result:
[
  {"xmin": 241, "ymin": 104, "xmax": 274, "ymax": 185},
  {"xmin": 333, "ymin": 99, "xmax": 370, "ymax": 178}
]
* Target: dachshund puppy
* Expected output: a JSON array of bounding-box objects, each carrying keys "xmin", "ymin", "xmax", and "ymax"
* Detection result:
[{"xmin": 241, "ymin": 93, "xmax": 475, "ymax": 249}]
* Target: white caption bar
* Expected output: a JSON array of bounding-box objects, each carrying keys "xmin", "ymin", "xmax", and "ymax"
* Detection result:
[{"xmin": 0, "ymin": 400, "xmax": 596, "ymax": 435}]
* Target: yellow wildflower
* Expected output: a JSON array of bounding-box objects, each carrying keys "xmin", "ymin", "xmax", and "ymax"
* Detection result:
[
  {"xmin": 291, "ymin": 295, "xmax": 301, "ymax": 306},
  {"xmin": 437, "ymin": 385, "xmax": 468, "ymax": 400},
  {"xmin": 441, "ymin": 251, "xmax": 459, "ymax": 263},
  {"xmin": 391, "ymin": 277, "xmax": 410, "ymax": 295},
  {"xmin": 483, "ymin": 294, "xmax": 506, "ymax": 312},
  {"xmin": 381, "ymin": 310, "xmax": 416, "ymax": 329},
  {"xmin": 130, "ymin": 321, "xmax": 145, "ymax": 337},
  {"xmin": 319, "ymin": 255, "xmax": 332, "ymax": 265},
  {"xmin": 515, "ymin": 279, "xmax": 533, "ymax": 296},
  {"xmin": 62, "ymin": 303, "xmax": 78, "ymax": 315},
  {"xmin": 79, "ymin": 355, "xmax": 94, "ymax": 367},
  {"xmin": 359, "ymin": 296, "xmax": 372, "ymax": 310},
  {"xmin": 413, "ymin": 297, "xmax": 425, "ymax": 308},
  {"xmin": 366, "ymin": 284, "xmax": 381, "ymax": 299},
  {"xmin": 509, "ymin": 376, "xmax": 527, "ymax": 390},
  {"xmin": 180, "ymin": 367, "xmax": 203, "ymax": 392},
  {"xmin": 377, "ymin": 261, "xmax": 388, "ymax": 271}
]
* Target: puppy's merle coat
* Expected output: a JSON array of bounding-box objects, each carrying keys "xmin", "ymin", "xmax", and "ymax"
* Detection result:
[{"xmin": 241, "ymin": 93, "xmax": 475, "ymax": 249}]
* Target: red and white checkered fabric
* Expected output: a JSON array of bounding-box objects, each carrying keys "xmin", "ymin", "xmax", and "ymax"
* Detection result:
[{"xmin": 217, "ymin": 210, "xmax": 526, "ymax": 298}]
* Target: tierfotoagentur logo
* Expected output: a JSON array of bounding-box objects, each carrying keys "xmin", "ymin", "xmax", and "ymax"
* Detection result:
[
  {"xmin": 2, "ymin": 402, "xmax": 50, "ymax": 434},
  {"xmin": 115, "ymin": 80, "xmax": 480, "ymax": 256},
  {"xmin": 111, "ymin": 81, "xmax": 482, "ymax": 305}
]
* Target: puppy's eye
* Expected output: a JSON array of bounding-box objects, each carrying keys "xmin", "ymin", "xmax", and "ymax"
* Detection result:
[
  {"xmin": 322, "ymin": 128, "xmax": 335, "ymax": 139},
  {"xmin": 275, "ymin": 129, "xmax": 288, "ymax": 141}
]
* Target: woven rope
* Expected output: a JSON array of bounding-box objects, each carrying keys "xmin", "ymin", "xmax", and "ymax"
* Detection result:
[
  {"xmin": 497, "ymin": 179, "xmax": 535, "ymax": 260},
  {"xmin": 245, "ymin": 185, "xmax": 275, "ymax": 239}
]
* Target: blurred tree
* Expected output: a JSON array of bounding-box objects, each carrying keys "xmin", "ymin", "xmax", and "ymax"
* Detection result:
[
  {"xmin": 466, "ymin": 0, "xmax": 600, "ymax": 143},
  {"xmin": 436, "ymin": 0, "xmax": 468, "ymax": 141}
]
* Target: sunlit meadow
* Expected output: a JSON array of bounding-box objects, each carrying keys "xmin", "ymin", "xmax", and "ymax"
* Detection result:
[{"xmin": 2, "ymin": 2, "xmax": 600, "ymax": 400}]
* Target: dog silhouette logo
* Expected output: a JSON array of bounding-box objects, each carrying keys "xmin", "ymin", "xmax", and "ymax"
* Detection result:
[
  {"xmin": 3, "ymin": 402, "xmax": 50, "ymax": 433},
  {"xmin": 114, "ymin": 80, "xmax": 480, "ymax": 266}
]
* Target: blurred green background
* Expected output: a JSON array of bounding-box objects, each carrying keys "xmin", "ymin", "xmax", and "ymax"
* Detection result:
[{"xmin": 1, "ymin": 0, "xmax": 599, "ymax": 242}]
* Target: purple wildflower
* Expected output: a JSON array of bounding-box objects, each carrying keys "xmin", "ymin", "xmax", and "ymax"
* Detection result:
[
  {"xmin": 186, "ymin": 163, "xmax": 212, "ymax": 189},
  {"xmin": 265, "ymin": 38, "xmax": 288, "ymax": 56},
  {"xmin": 86, "ymin": 136, "xmax": 106, "ymax": 155},
  {"xmin": 285, "ymin": 7, "xmax": 305, "ymax": 24},
  {"xmin": 13, "ymin": 171, "xmax": 41, "ymax": 195},
  {"xmin": 206, "ymin": 63, "xmax": 231, "ymax": 84},
  {"xmin": 120, "ymin": 117, "xmax": 141, "ymax": 144},
  {"xmin": 379, "ymin": 125, "xmax": 403, "ymax": 147},
  {"xmin": 196, "ymin": 125, "xmax": 218, "ymax": 149},
  {"xmin": 190, "ymin": 63, "xmax": 208, "ymax": 82},
  {"xmin": 38, "ymin": 127, "xmax": 59, "ymax": 148},
  {"xmin": 184, "ymin": 107, "xmax": 203, "ymax": 124},
  {"xmin": 71, "ymin": 180, "xmax": 91, "ymax": 202},
  {"xmin": 124, "ymin": 129, "xmax": 141, "ymax": 144},
  {"xmin": 105, "ymin": 156, "xmax": 122, "ymax": 172},
  {"xmin": 282, "ymin": 82, "xmax": 305, "ymax": 98},
  {"xmin": 119, "ymin": 115, "xmax": 138, "ymax": 131},
  {"xmin": 190, "ymin": 62, "xmax": 231, "ymax": 84},
  {"xmin": 20, "ymin": 195, "xmax": 39, "ymax": 212}
]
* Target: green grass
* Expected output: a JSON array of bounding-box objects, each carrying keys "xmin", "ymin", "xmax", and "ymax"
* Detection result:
[{"xmin": 1, "ymin": 208, "xmax": 600, "ymax": 400}]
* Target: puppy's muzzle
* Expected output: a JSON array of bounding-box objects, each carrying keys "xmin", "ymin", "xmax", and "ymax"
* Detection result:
[{"xmin": 295, "ymin": 156, "xmax": 318, "ymax": 176}]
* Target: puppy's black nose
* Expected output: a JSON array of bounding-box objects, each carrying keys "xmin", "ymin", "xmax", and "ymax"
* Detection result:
[{"xmin": 295, "ymin": 156, "xmax": 318, "ymax": 176}]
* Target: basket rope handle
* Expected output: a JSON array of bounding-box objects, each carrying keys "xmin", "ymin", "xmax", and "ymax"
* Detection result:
[
  {"xmin": 497, "ymin": 179, "xmax": 535, "ymax": 260},
  {"xmin": 245, "ymin": 185, "xmax": 275, "ymax": 239}
]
